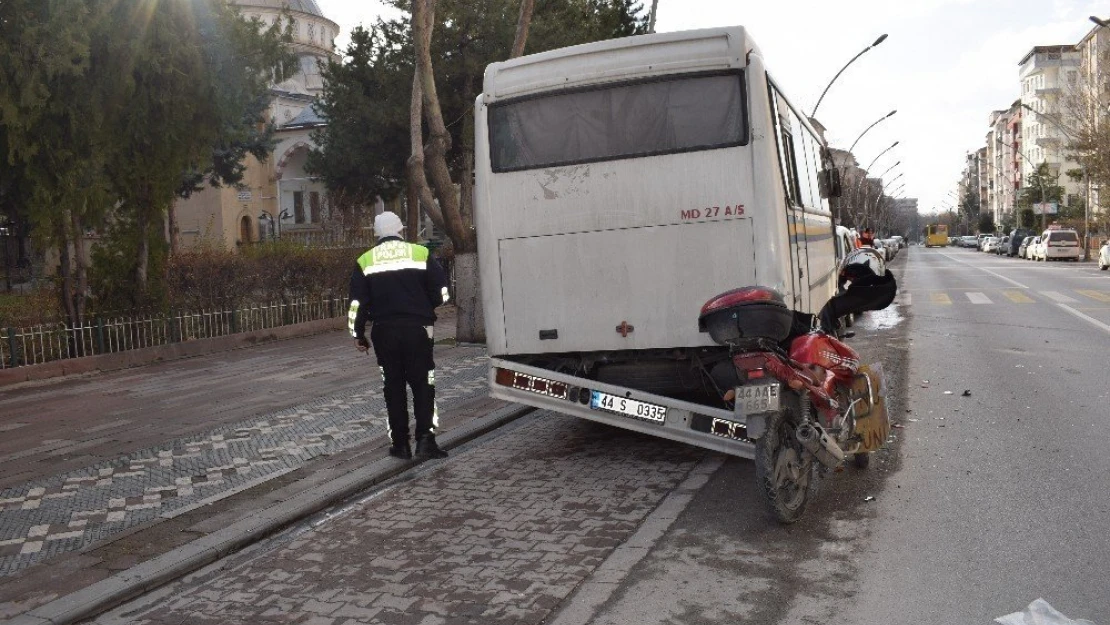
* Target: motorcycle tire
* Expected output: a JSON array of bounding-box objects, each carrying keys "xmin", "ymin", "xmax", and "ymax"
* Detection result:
[
  {"xmin": 852, "ymin": 452, "xmax": 870, "ymax": 469},
  {"xmin": 754, "ymin": 397, "xmax": 818, "ymax": 524}
]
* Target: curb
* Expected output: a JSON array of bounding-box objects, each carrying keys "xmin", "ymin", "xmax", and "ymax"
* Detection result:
[{"xmin": 7, "ymin": 402, "xmax": 534, "ymax": 625}]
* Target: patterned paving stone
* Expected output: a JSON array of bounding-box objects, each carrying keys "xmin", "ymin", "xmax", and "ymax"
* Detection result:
[
  {"xmin": 108, "ymin": 413, "xmax": 708, "ymax": 625},
  {"xmin": 0, "ymin": 349, "xmax": 490, "ymax": 577}
]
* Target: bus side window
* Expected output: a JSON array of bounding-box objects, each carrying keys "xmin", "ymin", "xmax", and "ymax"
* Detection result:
[
  {"xmin": 780, "ymin": 128, "xmax": 803, "ymax": 207},
  {"xmin": 799, "ymin": 129, "xmax": 823, "ymax": 210},
  {"xmin": 769, "ymin": 85, "xmax": 802, "ymax": 207}
]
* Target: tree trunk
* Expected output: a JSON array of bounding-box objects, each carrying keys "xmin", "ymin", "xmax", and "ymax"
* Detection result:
[
  {"xmin": 510, "ymin": 0, "xmax": 535, "ymax": 58},
  {"xmin": 406, "ymin": 173, "xmax": 421, "ymax": 243},
  {"xmin": 58, "ymin": 220, "xmax": 77, "ymax": 328},
  {"xmin": 136, "ymin": 187, "xmax": 151, "ymax": 303},
  {"xmin": 70, "ymin": 208, "xmax": 87, "ymax": 325},
  {"xmin": 408, "ymin": 0, "xmax": 536, "ymax": 343},
  {"xmin": 411, "ymin": 0, "xmax": 471, "ymax": 252},
  {"xmin": 453, "ymin": 251, "xmax": 485, "ymax": 343},
  {"xmin": 408, "ymin": 61, "xmax": 445, "ymax": 231},
  {"xmin": 459, "ymin": 75, "xmax": 475, "ymax": 233},
  {"xmin": 168, "ymin": 201, "xmax": 179, "ymax": 255}
]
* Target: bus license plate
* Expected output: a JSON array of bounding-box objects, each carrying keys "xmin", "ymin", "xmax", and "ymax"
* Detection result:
[
  {"xmin": 737, "ymin": 383, "xmax": 780, "ymax": 414},
  {"xmin": 590, "ymin": 391, "xmax": 667, "ymax": 423}
]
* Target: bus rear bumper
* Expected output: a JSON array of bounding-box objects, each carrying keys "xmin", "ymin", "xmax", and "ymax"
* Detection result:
[{"xmin": 487, "ymin": 358, "xmax": 756, "ymax": 459}]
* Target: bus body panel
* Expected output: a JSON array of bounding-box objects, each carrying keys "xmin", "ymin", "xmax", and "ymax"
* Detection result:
[{"xmin": 498, "ymin": 218, "xmax": 757, "ymax": 354}]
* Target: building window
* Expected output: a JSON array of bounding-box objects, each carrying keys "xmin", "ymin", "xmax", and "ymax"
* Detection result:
[
  {"xmin": 294, "ymin": 191, "xmax": 305, "ymax": 223},
  {"xmin": 308, "ymin": 23, "xmax": 315, "ymax": 40}
]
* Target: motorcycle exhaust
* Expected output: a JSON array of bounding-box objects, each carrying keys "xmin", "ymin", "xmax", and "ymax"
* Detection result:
[{"xmin": 796, "ymin": 422, "xmax": 845, "ymax": 469}]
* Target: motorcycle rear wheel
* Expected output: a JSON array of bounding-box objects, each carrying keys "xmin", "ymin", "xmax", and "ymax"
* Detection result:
[{"xmin": 754, "ymin": 402, "xmax": 817, "ymax": 524}]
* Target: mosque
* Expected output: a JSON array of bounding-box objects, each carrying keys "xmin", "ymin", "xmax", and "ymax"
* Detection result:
[{"xmin": 174, "ymin": 0, "xmax": 351, "ymax": 249}]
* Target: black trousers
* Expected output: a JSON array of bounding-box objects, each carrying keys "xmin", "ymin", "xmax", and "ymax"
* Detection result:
[{"xmin": 370, "ymin": 323, "xmax": 436, "ymax": 442}]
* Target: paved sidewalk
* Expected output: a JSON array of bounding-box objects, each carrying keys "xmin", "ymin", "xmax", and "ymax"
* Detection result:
[
  {"xmin": 0, "ymin": 306, "xmax": 526, "ymax": 620},
  {"xmin": 95, "ymin": 412, "xmax": 711, "ymax": 625}
]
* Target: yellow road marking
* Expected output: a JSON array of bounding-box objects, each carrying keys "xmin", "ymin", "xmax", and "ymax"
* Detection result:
[
  {"xmin": 1003, "ymin": 290, "xmax": 1035, "ymax": 303},
  {"xmin": 929, "ymin": 292, "xmax": 952, "ymax": 305},
  {"xmin": 1077, "ymin": 290, "xmax": 1110, "ymax": 303}
]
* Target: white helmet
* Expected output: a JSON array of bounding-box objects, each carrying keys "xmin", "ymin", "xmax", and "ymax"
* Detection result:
[{"xmin": 842, "ymin": 246, "xmax": 885, "ymax": 278}]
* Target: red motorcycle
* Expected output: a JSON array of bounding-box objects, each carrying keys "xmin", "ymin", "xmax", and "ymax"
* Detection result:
[{"xmin": 699, "ymin": 250, "xmax": 897, "ymax": 523}]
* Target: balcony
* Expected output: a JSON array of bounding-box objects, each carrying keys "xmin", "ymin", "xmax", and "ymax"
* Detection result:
[{"xmin": 1035, "ymin": 136, "xmax": 1062, "ymax": 147}]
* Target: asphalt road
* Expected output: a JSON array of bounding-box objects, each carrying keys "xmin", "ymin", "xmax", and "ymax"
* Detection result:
[{"xmin": 836, "ymin": 246, "xmax": 1110, "ymax": 622}]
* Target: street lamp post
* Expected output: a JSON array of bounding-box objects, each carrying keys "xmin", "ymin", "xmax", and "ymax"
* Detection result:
[
  {"xmin": 811, "ymin": 34, "xmax": 889, "ymax": 117},
  {"xmin": 848, "ymin": 110, "xmax": 898, "ymax": 154},
  {"xmin": 854, "ymin": 160, "xmax": 900, "ymax": 202},
  {"xmin": 877, "ymin": 161, "xmax": 901, "ymax": 180},
  {"xmin": 863, "ymin": 141, "xmax": 899, "ymax": 172},
  {"xmin": 861, "ymin": 173, "xmax": 903, "ymax": 226}
]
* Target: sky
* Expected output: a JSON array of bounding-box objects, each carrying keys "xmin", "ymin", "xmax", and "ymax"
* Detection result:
[{"xmin": 315, "ymin": 0, "xmax": 1108, "ymax": 217}]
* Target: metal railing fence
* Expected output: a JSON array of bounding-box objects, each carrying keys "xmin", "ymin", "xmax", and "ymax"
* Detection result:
[{"xmin": 1, "ymin": 296, "xmax": 344, "ymax": 369}]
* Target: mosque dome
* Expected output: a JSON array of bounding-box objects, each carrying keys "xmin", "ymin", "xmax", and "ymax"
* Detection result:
[{"xmin": 235, "ymin": 0, "xmax": 327, "ymax": 19}]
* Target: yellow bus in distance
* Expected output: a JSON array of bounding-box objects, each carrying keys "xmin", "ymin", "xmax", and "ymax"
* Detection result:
[{"xmin": 925, "ymin": 224, "xmax": 948, "ymax": 247}]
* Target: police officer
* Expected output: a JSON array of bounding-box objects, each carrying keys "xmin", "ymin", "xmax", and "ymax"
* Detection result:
[{"xmin": 348, "ymin": 211, "xmax": 451, "ymax": 460}]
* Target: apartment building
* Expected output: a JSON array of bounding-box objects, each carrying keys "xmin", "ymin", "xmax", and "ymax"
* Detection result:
[
  {"xmin": 1018, "ymin": 45, "xmax": 1083, "ymax": 210},
  {"xmin": 985, "ymin": 103, "xmax": 1022, "ymax": 226},
  {"xmin": 1074, "ymin": 24, "xmax": 1110, "ymax": 215}
]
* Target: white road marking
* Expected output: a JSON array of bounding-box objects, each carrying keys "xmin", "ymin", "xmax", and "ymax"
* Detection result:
[
  {"xmin": 966, "ymin": 292, "xmax": 992, "ymax": 304},
  {"xmin": 1042, "ymin": 291, "xmax": 1079, "ymax": 303},
  {"xmin": 1056, "ymin": 303, "xmax": 1110, "ymax": 335},
  {"xmin": 937, "ymin": 252, "xmax": 1029, "ymax": 288}
]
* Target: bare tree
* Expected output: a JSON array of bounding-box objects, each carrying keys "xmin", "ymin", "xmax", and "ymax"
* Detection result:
[{"xmin": 407, "ymin": 0, "xmax": 536, "ymax": 342}]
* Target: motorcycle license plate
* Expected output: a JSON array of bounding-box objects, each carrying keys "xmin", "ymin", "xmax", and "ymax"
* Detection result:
[
  {"xmin": 590, "ymin": 391, "xmax": 667, "ymax": 423},
  {"xmin": 736, "ymin": 383, "xmax": 780, "ymax": 414}
]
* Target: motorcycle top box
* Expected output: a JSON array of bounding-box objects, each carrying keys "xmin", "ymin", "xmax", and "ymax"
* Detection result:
[{"xmin": 698, "ymin": 287, "xmax": 794, "ymax": 345}]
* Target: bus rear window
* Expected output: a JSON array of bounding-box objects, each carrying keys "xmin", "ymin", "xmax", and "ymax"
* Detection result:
[{"xmin": 489, "ymin": 72, "xmax": 747, "ymax": 172}]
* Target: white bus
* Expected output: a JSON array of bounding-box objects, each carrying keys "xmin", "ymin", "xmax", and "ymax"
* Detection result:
[{"xmin": 474, "ymin": 26, "xmax": 841, "ymax": 458}]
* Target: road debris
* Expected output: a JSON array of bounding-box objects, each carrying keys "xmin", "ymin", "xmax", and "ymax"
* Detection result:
[
  {"xmin": 962, "ymin": 389, "xmax": 972, "ymax": 397},
  {"xmin": 995, "ymin": 598, "xmax": 1096, "ymax": 625}
]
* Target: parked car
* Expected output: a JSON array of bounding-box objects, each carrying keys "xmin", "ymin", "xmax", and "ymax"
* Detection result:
[
  {"xmin": 983, "ymin": 237, "xmax": 1000, "ymax": 253},
  {"xmin": 1029, "ymin": 236, "xmax": 1045, "ymax": 261},
  {"xmin": 994, "ymin": 235, "xmax": 1010, "ymax": 255},
  {"xmin": 1018, "ymin": 236, "xmax": 1035, "ymax": 259},
  {"xmin": 1006, "ymin": 228, "xmax": 1033, "ymax": 256},
  {"xmin": 883, "ymin": 238, "xmax": 899, "ymax": 258},
  {"xmin": 1039, "ymin": 226, "xmax": 1081, "ymax": 262},
  {"xmin": 1099, "ymin": 239, "xmax": 1109, "ymax": 270},
  {"xmin": 872, "ymin": 239, "xmax": 890, "ymax": 261},
  {"xmin": 960, "ymin": 235, "xmax": 978, "ymax": 247},
  {"xmin": 976, "ymin": 233, "xmax": 989, "ymax": 250}
]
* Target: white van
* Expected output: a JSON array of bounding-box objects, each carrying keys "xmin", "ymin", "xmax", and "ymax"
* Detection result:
[
  {"xmin": 474, "ymin": 27, "xmax": 841, "ymax": 458},
  {"xmin": 1038, "ymin": 227, "xmax": 1081, "ymax": 261}
]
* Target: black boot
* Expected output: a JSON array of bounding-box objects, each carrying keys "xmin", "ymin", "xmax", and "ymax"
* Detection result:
[
  {"xmin": 415, "ymin": 434, "xmax": 448, "ymax": 459},
  {"xmin": 388, "ymin": 440, "xmax": 412, "ymax": 460}
]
